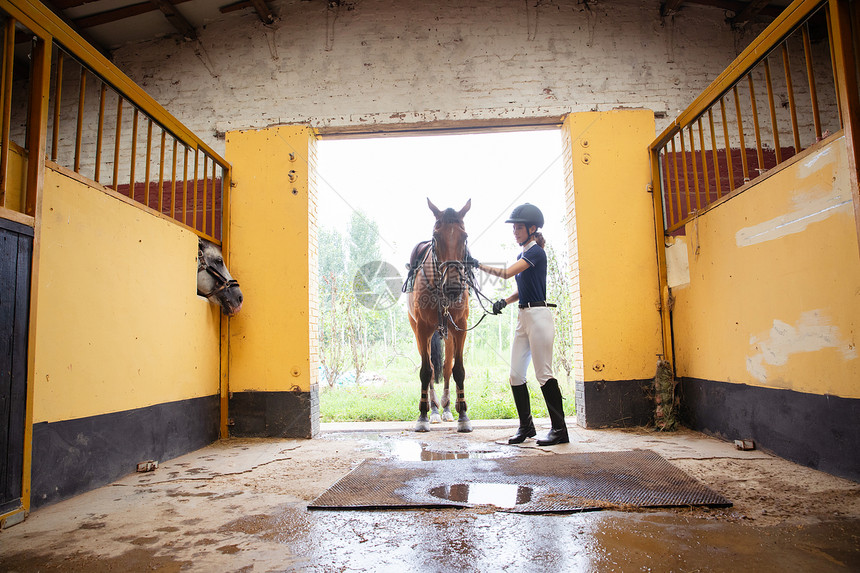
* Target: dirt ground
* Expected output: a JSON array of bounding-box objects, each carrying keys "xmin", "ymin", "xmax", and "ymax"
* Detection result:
[{"xmin": 1, "ymin": 419, "xmax": 858, "ymax": 572}]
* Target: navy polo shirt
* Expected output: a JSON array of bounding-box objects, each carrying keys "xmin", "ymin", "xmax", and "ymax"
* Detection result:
[{"xmin": 515, "ymin": 242, "xmax": 547, "ymax": 305}]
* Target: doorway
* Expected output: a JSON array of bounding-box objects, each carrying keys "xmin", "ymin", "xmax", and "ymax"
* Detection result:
[{"xmin": 314, "ymin": 129, "xmax": 572, "ymax": 424}]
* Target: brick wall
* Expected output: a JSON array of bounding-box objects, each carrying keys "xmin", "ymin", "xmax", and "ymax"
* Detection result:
[{"xmin": 111, "ymin": 0, "xmax": 773, "ymax": 155}]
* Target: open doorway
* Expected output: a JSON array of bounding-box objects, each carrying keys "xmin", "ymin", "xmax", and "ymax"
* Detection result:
[{"xmin": 315, "ymin": 129, "xmax": 573, "ymax": 424}]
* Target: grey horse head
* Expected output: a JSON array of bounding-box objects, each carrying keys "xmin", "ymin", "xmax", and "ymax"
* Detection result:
[{"xmin": 197, "ymin": 238, "xmax": 243, "ymax": 316}]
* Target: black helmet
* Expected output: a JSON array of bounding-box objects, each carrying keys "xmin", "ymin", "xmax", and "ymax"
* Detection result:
[{"xmin": 505, "ymin": 203, "xmax": 544, "ymax": 229}]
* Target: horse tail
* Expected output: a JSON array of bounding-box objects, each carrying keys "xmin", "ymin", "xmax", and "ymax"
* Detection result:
[{"xmin": 430, "ymin": 330, "xmax": 443, "ymax": 385}]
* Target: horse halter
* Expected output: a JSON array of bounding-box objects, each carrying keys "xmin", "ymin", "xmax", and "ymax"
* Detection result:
[{"xmin": 198, "ymin": 259, "xmax": 240, "ymax": 298}]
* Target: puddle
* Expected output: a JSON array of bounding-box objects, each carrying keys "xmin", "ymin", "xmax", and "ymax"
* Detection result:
[
  {"xmin": 429, "ymin": 483, "xmax": 534, "ymax": 508},
  {"xmin": 386, "ymin": 440, "xmax": 502, "ymax": 461}
]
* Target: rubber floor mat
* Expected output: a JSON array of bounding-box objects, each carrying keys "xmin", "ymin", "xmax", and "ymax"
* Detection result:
[{"xmin": 308, "ymin": 449, "xmax": 731, "ymax": 513}]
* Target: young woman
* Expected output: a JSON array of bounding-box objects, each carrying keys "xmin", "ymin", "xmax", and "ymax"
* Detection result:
[{"xmin": 475, "ymin": 203, "xmax": 568, "ymax": 446}]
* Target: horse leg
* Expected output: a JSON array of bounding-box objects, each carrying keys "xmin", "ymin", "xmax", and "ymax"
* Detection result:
[
  {"xmin": 428, "ymin": 331, "xmax": 443, "ymax": 424},
  {"xmin": 414, "ymin": 330, "xmax": 435, "ymax": 432},
  {"xmin": 440, "ymin": 335, "xmax": 455, "ymax": 422},
  {"xmin": 452, "ymin": 331, "xmax": 472, "ymax": 433}
]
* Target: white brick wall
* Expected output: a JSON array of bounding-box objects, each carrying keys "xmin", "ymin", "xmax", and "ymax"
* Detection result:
[{"xmin": 111, "ymin": 0, "xmax": 772, "ymax": 156}]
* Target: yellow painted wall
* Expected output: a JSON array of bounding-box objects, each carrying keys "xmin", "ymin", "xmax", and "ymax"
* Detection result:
[
  {"xmin": 671, "ymin": 137, "xmax": 860, "ymax": 398},
  {"xmin": 32, "ymin": 168, "xmax": 221, "ymax": 423},
  {"xmin": 562, "ymin": 111, "xmax": 663, "ymax": 382},
  {"xmin": 225, "ymin": 125, "xmax": 319, "ymax": 394},
  {"xmin": 3, "ymin": 144, "xmax": 28, "ymax": 213}
]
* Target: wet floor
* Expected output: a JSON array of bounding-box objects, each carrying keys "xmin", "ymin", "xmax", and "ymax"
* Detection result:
[{"xmin": 1, "ymin": 422, "xmax": 858, "ymax": 572}]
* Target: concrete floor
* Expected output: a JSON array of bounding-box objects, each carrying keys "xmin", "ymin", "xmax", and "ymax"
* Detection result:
[{"xmin": 1, "ymin": 419, "xmax": 858, "ymax": 572}]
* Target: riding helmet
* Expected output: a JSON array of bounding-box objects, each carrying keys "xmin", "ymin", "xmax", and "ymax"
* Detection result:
[{"xmin": 505, "ymin": 203, "xmax": 544, "ymax": 229}]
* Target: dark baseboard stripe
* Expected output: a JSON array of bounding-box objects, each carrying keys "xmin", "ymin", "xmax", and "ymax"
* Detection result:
[
  {"xmin": 229, "ymin": 388, "xmax": 319, "ymax": 439},
  {"xmin": 679, "ymin": 378, "xmax": 860, "ymax": 482},
  {"xmin": 31, "ymin": 395, "xmax": 220, "ymax": 509},
  {"xmin": 575, "ymin": 378, "xmax": 654, "ymax": 429}
]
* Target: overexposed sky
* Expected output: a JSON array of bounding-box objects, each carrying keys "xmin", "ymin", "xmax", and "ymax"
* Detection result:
[{"xmin": 316, "ymin": 129, "xmax": 568, "ymax": 273}]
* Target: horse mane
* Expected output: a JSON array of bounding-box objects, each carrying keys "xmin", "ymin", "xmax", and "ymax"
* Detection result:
[{"xmin": 438, "ymin": 208, "xmax": 463, "ymax": 224}]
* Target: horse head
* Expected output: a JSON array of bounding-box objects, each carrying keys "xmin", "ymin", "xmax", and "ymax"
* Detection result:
[
  {"xmin": 427, "ymin": 198, "xmax": 471, "ymax": 301},
  {"xmin": 427, "ymin": 198, "xmax": 470, "ymax": 262},
  {"xmin": 197, "ymin": 238, "xmax": 243, "ymax": 316}
]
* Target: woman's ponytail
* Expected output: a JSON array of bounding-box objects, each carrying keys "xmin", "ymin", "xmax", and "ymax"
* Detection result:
[{"xmin": 534, "ymin": 231, "xmax": 546, "ymax": 249}]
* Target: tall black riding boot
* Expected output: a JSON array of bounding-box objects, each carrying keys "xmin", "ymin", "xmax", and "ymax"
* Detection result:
[
  {"xmin": 508, "ymin": 384, "xmax": 536, "ymax": 444},
  {"xmin": 537, "ymin": 378, "xmax": 569, "ymax": 446}
]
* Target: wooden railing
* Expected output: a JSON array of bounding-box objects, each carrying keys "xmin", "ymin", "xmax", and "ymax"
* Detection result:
[
  {"xmin": 650, "ymin": 0, "xmax": 855, "ymax": 234},
  {"xmin": 0, "ymin": 0, "xmax": 229, "ymax": 243}
]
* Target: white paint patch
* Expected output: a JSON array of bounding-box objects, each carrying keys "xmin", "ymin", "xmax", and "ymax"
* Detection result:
[
  {"xmin": 798, "ymin": 145, "xmax": 833, "ymax": 176},
  {"xmin": 665, "ymin": 236, "xmax": 690, "ymax": 288},
  {"xmin": 736, "ymin": 145, "xmax": 853, "ymax": 247},
  {"xmin": 736, "ymin": 198, "xmax": 853, "ymax": 247},
  {"xmin": 747, "ymin": 310, "xmax": 857, "ymax": 383}
]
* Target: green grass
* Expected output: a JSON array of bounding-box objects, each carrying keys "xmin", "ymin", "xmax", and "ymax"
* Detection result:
[{"xmin": 319, "ymin": 367, "xmax": 575, "ymax": 423}]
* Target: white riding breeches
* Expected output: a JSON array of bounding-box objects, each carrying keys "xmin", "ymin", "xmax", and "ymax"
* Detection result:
[{"xmin": 509, "ymin": 306, "xmax": 555, "ymax": 387}]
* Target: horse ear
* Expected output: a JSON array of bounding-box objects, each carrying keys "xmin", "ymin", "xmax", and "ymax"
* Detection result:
[
  {"xmin": 458, "ymin": 198, "xmax": 472, "ymax": 218},
  {"xmin": 427, "ymin": 198, "xmax": 442, "ymax": 218}
]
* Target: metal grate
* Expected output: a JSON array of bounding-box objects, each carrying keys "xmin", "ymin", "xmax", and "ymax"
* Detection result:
[{"xmin": 308, "ymin": 450, "xmax": 731, "ymax": 513}]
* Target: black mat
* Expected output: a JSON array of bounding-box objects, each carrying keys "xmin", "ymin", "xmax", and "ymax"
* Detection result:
[{"xmin": 308, "ymin": 449, "xmax": 731, "ymax": 513}]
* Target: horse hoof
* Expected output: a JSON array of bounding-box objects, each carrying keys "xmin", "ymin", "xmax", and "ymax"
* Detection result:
[
  {"xmin": 415, "ymin": 421, "xmax": 430, "ymax": 432},
  {"xmin": 430, "ymin": 413, "xmax": 442, "ymax": 424},
  {"xmin": 442, "ymin": 411, "xmax": 455, "ymax": 422},
  {"xmin": 457, "ymin": 420, "xmax": 473, "ymax": 433}
]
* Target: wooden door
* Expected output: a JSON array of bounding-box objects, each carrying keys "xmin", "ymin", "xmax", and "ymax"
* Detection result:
[{"xmin": 0, "ymin": 217, "xmax": 32, "ymax": 514}]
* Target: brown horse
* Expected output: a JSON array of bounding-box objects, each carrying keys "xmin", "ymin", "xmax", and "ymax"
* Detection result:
[{"xmin": 407, "ymin": 198, "xmax": 473, "ymax": 432}]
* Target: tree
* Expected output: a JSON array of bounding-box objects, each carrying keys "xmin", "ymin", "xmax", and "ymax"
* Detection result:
[
  {"xmin": 318, "ymin": 228, "xmax": 348, "ymax": 387},
  {"xmin": 547, "ymin": 244, "xmax": 574, "ymax": 383}
]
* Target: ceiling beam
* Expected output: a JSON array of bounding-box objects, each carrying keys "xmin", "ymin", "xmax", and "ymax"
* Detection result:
[
  {"xmin": 41, "ymin": 0, "xmax": 110, "ymax": 55},
  {"xmin": 73, "ymin": 0, "xmax": 191, "ymax": 29},
  {"xmin": 220, "ymin": 0, "xmax": 276, "ymax": 24},
  {"xmin": 148, "ymin": 0, "xmax": 197, "ymax": 40},
  {"xmin": 662, "ymin": 0, "xmax": 686, "ymax": 17},
  {"xmin": 730, "ymin": 0, "xmax": 773, "ymax": 25},
  {"xmin": 663, "ymin": 0, "xmax": 785, "ymax": 19}
]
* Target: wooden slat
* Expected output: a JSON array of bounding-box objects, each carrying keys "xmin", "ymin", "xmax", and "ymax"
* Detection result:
[
  {"xmin": 708, "ymin": 108, "xmax": 723, "ymax": 197},
  {"xmin": 170, "ymin": 138, "xmax": 177, "ymax": 218},
  {"xmin": 733, "ymin": 86, "xmax": 750, "ymax": 181},
  {"xmin": 94, "ymin": 81, "xmax": 105, "ymax": 181},
  {"xmin": 157, "ymin": 128, "xmax": 165, "ymax": 213},
  {"xmin": 25, "ymin": 35, "xmax": 51, "ymax": 216},
  {"xmin": 720, "ymin": 97, "xmax": 736, "ymax": 191},
  {"xmin": 50, "ymin": 50, "xmax": 62, "ymax": 162},
  {"xmin": 129, "ymin": 108, "xmax": 138, "ymax": 198},
  {"xmin": 688, "ymin": 125, "xmax": 702, "ymax": 210},
  {"xmin": 802, "ymin": 23, "xmax": 823, "ymax": 139},
  {"xmin": 764, "ymin": 57, "xmax": 783, "ymax": 163},
  {"xmin": 73, "ymin": 64, "xmax": 85, "ymax": 172},
  {"xmin": 748, "ymin": 74, "xmax": 765, "ymax": 172},
  {"xmin": 112, "ymin": 94, "xmax": 121, "ymax": 189},
  {"xmin": 782, "ymin": 42, "xmax": 802, "ymax": 151},
  {"xmin": 0, "ymin": 18, "xmax": 14, "ymax": 207},
  {"xmin": 144, "ymin": 117, "xmax": 152, "ymax": 207}
]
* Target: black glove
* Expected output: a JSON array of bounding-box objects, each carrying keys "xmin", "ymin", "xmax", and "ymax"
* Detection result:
[
  {"xmin": 464, "ymin": 254, "xmax": 479, "ymax": 268},
  {"xmin": 492, "ymin": 299, "xmax": 507, "ymax": 315}
]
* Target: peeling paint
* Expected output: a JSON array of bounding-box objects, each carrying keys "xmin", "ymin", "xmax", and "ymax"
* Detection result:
[
  {"xmin": 747, "ymin": 310, "xmax": 857, "ymax": 383},
  {"xmin": 735, "ymin": 198, "xmax": 853, "ymax": 247},
  {"xmin": 735, "ymin": 145, "xmax": 853, "ymax": 247}
]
